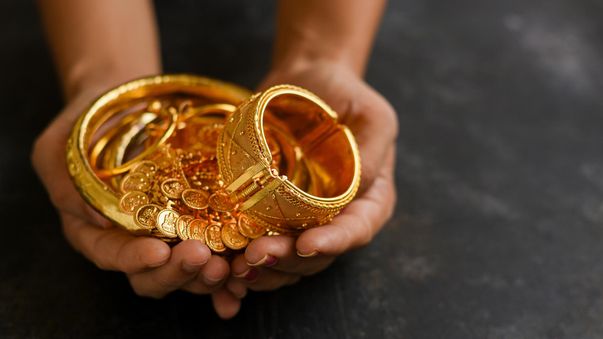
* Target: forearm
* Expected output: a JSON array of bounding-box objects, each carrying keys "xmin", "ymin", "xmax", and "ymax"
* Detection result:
[
  {"xmin": 272, "ymin": 0, "xmax": 387, "ymax": 76},
  {"xmin": 38, "ymin": 0, "xmax": 161, "ymax": 100}
]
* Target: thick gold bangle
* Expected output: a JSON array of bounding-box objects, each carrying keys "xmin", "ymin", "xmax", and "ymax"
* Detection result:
[
  {"xmin": 217, "ymin": 85, "xmax": 361, "ymax": 234},
  {"xmin": 66, "ymin": 74, "xmax": 251, "ymax": 234}
]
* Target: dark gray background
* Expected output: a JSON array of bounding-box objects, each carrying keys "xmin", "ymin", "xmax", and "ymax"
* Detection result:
[{"xmin": 2, "ymin": 0, "xmax": 603, "ymax": 338}]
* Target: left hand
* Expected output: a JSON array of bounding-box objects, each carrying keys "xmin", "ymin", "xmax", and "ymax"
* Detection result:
[
  {"xmin": 225, "ymin": 60, "xmax": 398, "ymax": 293},
  {"xmin": 32, "ymin": 86, "xmax": 242, "ymax": 320}
]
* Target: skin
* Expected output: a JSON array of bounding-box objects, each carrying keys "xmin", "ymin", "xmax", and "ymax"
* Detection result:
[{"xmin": 32, "ymin": 0, "xmax": 396, "ymax": 319}]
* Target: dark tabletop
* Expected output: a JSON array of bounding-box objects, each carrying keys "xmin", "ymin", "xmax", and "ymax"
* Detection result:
[{"xmin": 2, "ymin": 0, "xmax": 603, "ymax": 338}]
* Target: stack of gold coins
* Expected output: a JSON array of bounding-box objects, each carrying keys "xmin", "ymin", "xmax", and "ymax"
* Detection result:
[
  {"xmin": 115, "ymin": 100, "xmax": 275, "ymax": 252},
  {"xmin": 67, "ymin": 75, "xmax": 361, "ymax": 254}
]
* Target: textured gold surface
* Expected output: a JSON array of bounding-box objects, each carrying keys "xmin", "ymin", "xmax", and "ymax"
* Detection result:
[{"xmin": 217, "ymin": 85, "xmax": 361, "ymax": 234}]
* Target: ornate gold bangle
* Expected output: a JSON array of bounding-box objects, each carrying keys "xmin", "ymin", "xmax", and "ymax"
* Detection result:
[{"xmin": 217, "ymin": 85, "xmax": 361, "ymax": 234}]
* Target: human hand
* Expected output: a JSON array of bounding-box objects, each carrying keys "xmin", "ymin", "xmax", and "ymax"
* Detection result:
[
  {"xmin": 32, "ymin": 86, "xmax": 242, "ymax": 319},
  {"xmin": 225, "ymin": 61, "xmax": 398, "ymax": 293}
]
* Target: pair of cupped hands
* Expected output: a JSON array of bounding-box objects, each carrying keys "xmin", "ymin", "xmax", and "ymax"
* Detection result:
[{"xmin": 32, "ymin": 61, "xmax": 398, "ymax": 319}]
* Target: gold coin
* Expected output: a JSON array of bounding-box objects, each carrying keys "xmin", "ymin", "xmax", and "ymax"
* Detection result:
[
  {"xmin": 221, "ymin": 220, "xmax": 249, "ymax": 250},
  {"xmin": 187, "ymin": 219, "xmax": 208, "ymax": 243},
  {"xmin": 119, "ymin": 191, "xmax": 149, "ymax": 214},
  {"xmin": 208, "ymin": 191, "xmax": 237, "ymax": 212},
  {"xmin": 160, "ymin": 178, "xmax": 187, "ymax": 199},
  {"xmin": 176, "ymin": 215, "xmax": 194, "ymax": 240},
  {"xmin": 181, "ymin": 188, "xmax": 209, "ymax": 210},
  {"xmin": 205, "ymin": 223, "xmax": 226, "ymax": 253},
  {"xmin": 156, "ymin": 209, "xmax": 180, "ymax": 238},
  {"xmin": 134, "ymin": 204, "xmax": 162, "ymax": 229},
  {"xmin": 237, "ymin": 214, "xmax": 266, "ymax": 239},
  {"xmin": 131, "ymin": 160, "xmax": 158, "ymax": 177},
  {"xmin": 120, "ymin": 172, "xmax": 151, "ymax": 193}
]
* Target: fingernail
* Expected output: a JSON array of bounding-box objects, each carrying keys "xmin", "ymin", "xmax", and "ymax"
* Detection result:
[
  {"xmin": 233, "ymin": 267, "xmax": 259, "ymax": 282},
  {"xmin": 248, "ymin": 254, "xmax": 278, "ymax": 267},
  {"xmin": 244, "ymin": 268, "xmax": 259, "ymax": 282},
  {"xmin": 203, "ymin": 276, "xmax": 223, "ymax": 286},
  {"xmin": 233, "ymin": 269, "xmax": 250, "ymax": 278},
  {"xmin": 264, "ymin": 255, "xmax": 278, "ymax": 267},
  {"xmin": 297, "ymin": 250, "xmax": 319, "ymax": 258}
]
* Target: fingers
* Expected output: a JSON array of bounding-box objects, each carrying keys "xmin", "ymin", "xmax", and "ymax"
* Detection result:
[
  {"xmin": 296, "ymin": 146, "xmax": 396, "ymax": 257},
  {"xmin": 61, "ymin": 213, "xmax": 170, "ymax": 273},
  {"xmin": 211, "ymin": 288, "xmax": 241, "ymax": 319},
  {"xmin": 244, "ymin": 236, "xmax": 335, "ymax": 275},
  {"xmin": 230, "ymin": 255, "xmax": 301, "ymax": 292},
  {"xmin": 225, "ymin": 278, "xmax": 247, "ymax": 299},
  {"xmin": 127, "ymin": 240, "xmax": 211, "ymax": 298},
  {"xmin": 182, "ymin": 255, "xmax": 230, "ymax": 294}
]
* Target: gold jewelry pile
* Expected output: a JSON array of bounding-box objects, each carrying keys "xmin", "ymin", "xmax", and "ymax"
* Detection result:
[{"xmin": 66, "ymin": 75, "xmax": 361, "ymax": 254}]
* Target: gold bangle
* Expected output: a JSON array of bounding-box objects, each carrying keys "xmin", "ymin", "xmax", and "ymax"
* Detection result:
[
  {"xmin": 66, "ymin": 74, "xmax": 251, "ymax": 234},
  {"xmin": 94, "ymin": 107, "xmax": 178, "ymax": 178},
  {"xmin": 88, "ymin": 109, "xmax": 156, "ymax": 171},
  {"xmin": 217, "ymin": 85, "xmax": 361, "ymax": 234}
]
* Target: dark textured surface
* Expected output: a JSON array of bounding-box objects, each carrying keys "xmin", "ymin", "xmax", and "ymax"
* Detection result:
[{"xmin": 2, "ymin": 0, "xmax": 603, "ymax": 338}]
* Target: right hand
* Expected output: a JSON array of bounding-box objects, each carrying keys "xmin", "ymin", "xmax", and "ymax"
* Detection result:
[{"xmin": 32, "ymin": 86, "xmax": 244, "ymax": 319}]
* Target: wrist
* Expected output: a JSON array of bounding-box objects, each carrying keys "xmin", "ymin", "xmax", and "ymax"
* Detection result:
[
  {"xmin": 267, "ymin": 56, "xmax": 362, "ymax": 84},
  {"xmin": 270, "ymin": 23, "xmax": 363, "ymax": 77},
  {"xmin": 259, "ymin": 58, "xmax": 366, "ymax": 96},
  {"xmin": 270, "ymin": 52, "xmax": 359, "ymax": 78}
]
